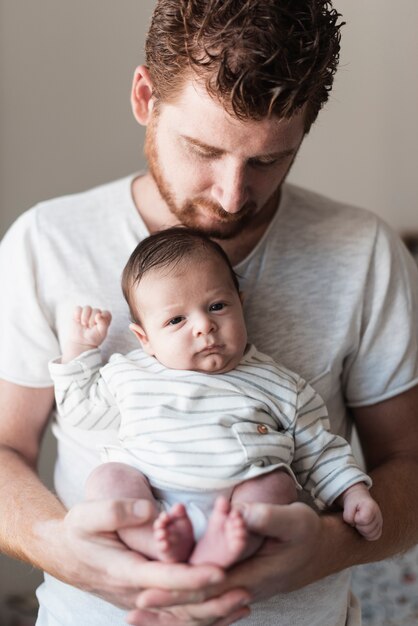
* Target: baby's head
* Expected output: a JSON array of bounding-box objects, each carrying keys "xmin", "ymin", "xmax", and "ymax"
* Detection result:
[{"xmin": 121, "ymin": 227, "xmax": 247, "ymax": 374}]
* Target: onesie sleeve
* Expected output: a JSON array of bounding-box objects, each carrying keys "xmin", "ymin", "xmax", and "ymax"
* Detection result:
[
  {"xmin": 0, "ymin": 209, "xmax": 60, "ymax": 386},
  {"xmin": 49, "ymin": 349, "xmax": 121, "ymax": 430},
  {"xmin": 291, "ymin": 378, "xmax": 371, "ymax": 507},
  {"xmin": 343, "ymin": 221, "xmax": 418, "ymax": 406}
]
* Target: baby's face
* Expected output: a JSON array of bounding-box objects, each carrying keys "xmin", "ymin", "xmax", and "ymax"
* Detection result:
[{"xmin": 131, "ymin": 255, "xmax": 247, "ymax": 373}]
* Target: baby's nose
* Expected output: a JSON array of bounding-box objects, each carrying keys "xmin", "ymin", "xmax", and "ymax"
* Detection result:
[{"xmin": 193, "ymin": 314, "xmax": 216, "ymax": 336}]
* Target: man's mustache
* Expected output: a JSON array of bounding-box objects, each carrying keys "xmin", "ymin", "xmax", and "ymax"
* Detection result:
[{"xmin": 185, "ymin": 198, "xmax": 256, "ymax": 222}]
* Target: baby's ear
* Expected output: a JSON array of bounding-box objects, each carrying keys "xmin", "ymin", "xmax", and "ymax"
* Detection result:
[
  {"xmin": 129, "ymin": 323, "xmax": 149, "ymax": 348},
  {"xmin": 239, "ymin": 291, "xmax": 245, "ymax": 304}
]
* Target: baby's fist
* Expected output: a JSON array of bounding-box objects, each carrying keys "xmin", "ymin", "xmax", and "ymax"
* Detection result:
[{"xmin": 72, "ymin": 305, "xmax": 112, "ymax": 348}]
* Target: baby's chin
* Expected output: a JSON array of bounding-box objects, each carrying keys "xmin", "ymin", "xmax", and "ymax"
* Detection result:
[
  {"xmin": 194, "ymin": 353, "xmax": 238, "ymax": 375},
  {"xmin": 157, "ymin": 352, "xmax": 241, "ymax": 374}
]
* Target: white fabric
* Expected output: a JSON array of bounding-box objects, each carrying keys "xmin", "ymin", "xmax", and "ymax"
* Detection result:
[
  {"xmin": 50, "ymin": 345, "xmax": 371, "ymax": 506},
  {"xmin": 1, "ymin": 174, "xmax": 418, "ymax": 626},
  {"xmin": 154, "ymin": 486, "xmax": 234, "ymax": 541}
]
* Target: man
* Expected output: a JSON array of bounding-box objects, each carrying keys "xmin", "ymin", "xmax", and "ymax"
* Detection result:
[{"xmin": 1, "ymin": 1, "xmax": 418, "ymax": 625}]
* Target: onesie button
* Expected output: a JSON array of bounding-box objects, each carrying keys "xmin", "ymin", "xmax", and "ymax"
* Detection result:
[{"xmin": 257, "ymin": 424, "xmax": 268, "ymax": 434}]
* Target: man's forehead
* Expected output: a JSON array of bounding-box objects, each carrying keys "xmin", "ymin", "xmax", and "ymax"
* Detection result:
[
  {"xmin": 162, "ymin": 79, "xmax": 286, "ymax": 127},
  {"xmin": 156, "ymin": 80, "xmax": 306, "ymax": 153}
]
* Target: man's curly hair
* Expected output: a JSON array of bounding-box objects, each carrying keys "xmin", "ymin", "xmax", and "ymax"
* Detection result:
[{"xmin": 145, "ymin": 0, "xmax": 344, "ymax": 131}]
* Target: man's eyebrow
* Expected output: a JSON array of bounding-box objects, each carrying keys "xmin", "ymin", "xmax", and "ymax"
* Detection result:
[
  {"xmin": 181, "ymin": 136, "xmax": 224, "ymax": 155},
  {"xmin": 180, "ymin": 135, "xmax": 297, "ymax": 159}
]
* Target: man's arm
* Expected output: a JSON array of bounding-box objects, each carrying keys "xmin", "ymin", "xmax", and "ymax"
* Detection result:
[
  {"xmin": 351, "ymin": 383, "xmax": 418, "ymax": 555},
  {"xmin": 0, "ymin": 380, "xmax": 252, "ymax": 621},
  {"xmin": 133, "ymin": 384, "xmax": 418, "ymax": 616},
  {"xmin": 230, "ymin": 383, "xmax": 418, "ymax": 600},
  {"xmin": 0, "ymin": 381, "xmax": 64, "ymax": 563}
]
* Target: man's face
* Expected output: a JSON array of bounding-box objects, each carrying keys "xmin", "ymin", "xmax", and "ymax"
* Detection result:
[
  {"xmin": 145, "ymin": 81, "xmax": 306, "ymax": 239},
  {"xmin": 132, "ymin": 254, "xmax": 248, "ymax": 374}
]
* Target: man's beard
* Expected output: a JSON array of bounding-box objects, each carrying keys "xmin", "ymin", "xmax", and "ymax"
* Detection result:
[{"xmin": 144, "ymin": 120, "xmax": 257, "ymax": 240}]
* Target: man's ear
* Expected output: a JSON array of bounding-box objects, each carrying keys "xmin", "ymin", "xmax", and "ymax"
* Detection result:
[
  {"xmin": 129, "ymin": 322, "xmax": 153, "ymax": 354},
  {"xmin": 131, "ymin": 65, "xmax": 155, "ymax": 126}
]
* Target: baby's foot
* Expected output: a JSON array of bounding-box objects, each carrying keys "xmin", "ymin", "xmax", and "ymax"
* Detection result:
[
  {"xmin": 189, "ymin": 496, "xmax": 248, "ymax": 567},
  {"xmin": 153, "ymin": 503, "xmax": 194, "ymax": 563}
]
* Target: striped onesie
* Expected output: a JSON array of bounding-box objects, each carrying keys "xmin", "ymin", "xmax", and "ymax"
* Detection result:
[{"xmin": 50, "ymin": 343, "xmax": 371, "ymax": 515}]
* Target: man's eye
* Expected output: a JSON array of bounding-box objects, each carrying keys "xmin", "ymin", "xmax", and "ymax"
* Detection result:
[
  {"xmin": 168, "ymin": 316, "xmax": 184, "ymax": 325},
  {"xmin": 192, "ymin": 147, "xmax": 219, "ymax": 160},
  {"xmin": 210, "ymin": 302, "xmax": 225, "ymax": 311},
  {"xmin": 250, "ymin": 158, "xmax": 279, "ymax": 168}
]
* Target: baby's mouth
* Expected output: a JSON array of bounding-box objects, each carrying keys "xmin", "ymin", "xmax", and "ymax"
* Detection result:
[{"xmin": 199, "ymin": 344, "xmax": 223, "ymax": 354}]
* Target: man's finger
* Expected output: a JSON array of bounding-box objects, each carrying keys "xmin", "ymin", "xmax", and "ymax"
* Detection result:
[
  {"xmin": 136, "ymin": 581, "xmax": 242, "ymax": 609},
  {"xmin": 239, "ymin": 501, "xmax": 320, "ymax": 541},
  {"xmin": 133, "ymin": 560, "xmax": 225, "ymax": 591},
  {"xmin": 66, "ymin": 498, "xmax": 155, "ymax": 533},
  {"xmin": 127, "ymin": 589, "xmax": 251, "ymax": 626},
  {"xmin": 137, "ymin": 588, "xmax": 209, "ymax": 609},
  {"xmin": 213, "ymin": 605, "xmax": 252, "ymax": 626}
]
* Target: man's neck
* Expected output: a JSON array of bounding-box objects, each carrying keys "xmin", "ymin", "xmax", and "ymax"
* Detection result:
[{"xmin": 131, "ymin": 173, "xmax": 280, "ymax": 266}]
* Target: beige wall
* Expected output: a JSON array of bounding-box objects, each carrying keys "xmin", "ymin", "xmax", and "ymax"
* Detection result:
[
  {"xmin": 0, "ymin": 0, "xmax": 153, "ymax": 238},
  {"xmin": 0, "ymin": 0, "xmax": 417, "ymax": 601},
  {"xmin": 288, "ymin": 1, "xmax": 418, "ymax": 234}
]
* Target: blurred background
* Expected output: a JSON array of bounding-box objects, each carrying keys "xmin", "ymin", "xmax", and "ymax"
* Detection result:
[{"xmin": 1, "ymin": 1, "xmax": 417, "ymax": 624}]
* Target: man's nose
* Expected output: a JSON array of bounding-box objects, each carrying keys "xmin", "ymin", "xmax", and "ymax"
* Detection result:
[{"xmin": 211, "ymin": 161, "xmax": 249, "ymax": 214}]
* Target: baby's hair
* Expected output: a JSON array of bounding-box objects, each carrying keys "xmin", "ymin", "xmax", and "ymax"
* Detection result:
[{"xmin": 122, "ymin": 227, "xmax": 240, "ymax": 323}]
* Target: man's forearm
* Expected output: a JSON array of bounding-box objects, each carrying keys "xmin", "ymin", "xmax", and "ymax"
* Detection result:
[
  {"xmin": 320, "ymin": 456, "xmax": 418, "ymax": 576},
  {"xmin": 362, "ymin": 456, "xmax": 418, "ymax": 553},
  {"xmin": 0, "ymin": 445, "xmax": 66, "ymax": 569},
  {"xmin": 213, "ymin": 455, "xmax": 418, "ymax": 604}
]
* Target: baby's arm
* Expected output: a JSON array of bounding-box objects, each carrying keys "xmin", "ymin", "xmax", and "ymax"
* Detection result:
[
  {"xmin": 338, "ymin": 483, "xmax": 383, "ymax": 541},
  {"xmin": 292, "ymin": 378, "xmax": 382, "ymax": 540},
  {"xmin": 62, "ymin": 305, "xmax": 112, "ymax": 363},
  {"xmin": 50, "ymin": 305, "xmax": 120, "ymax": 430}
]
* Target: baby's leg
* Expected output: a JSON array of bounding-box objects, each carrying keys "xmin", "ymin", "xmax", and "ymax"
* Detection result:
[
  {"xmin": 189, "ymin": 469, "xmax": 297, "ymax": 567},
  {"xmin": 233, "ymin": 468, "xmax": 297, "ymax": 506},
  {"xmin": 85, "ymin": 462, "xmax": 194, "ymax": 562},
  {"xmin": 232, "ymin": 469, "xmax": 297, "ymax": 559}
]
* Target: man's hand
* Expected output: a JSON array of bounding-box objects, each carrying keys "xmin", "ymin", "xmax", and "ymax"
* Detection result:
[
  {"xmin": 132, "ymin": 502, "xmax": 325, "ymax": 619},
  {"xmin": 126, "ymin": 594, "xmax": 251, "ymax": 626},
  {"xmin": 226, "ymin": 502, "xmax": 324, "ymax": 601},
  {"xmin": 35, "ymin": 497, "xmax": 242, "ymax": 612}
]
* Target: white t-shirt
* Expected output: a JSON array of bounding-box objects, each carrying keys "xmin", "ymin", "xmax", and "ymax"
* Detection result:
[{"xmin": 1, "ymin": 174, "xmax": 418, "ymax": 626}]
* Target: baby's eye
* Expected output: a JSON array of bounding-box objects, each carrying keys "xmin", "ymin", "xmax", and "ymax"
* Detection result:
[
  {"xmin": 209, "ymin": 302, "xmax": 225, "ymax": 312},
  {"xmin": 168, "ymin": 316, "xmax": 184, "ymax": 326}
]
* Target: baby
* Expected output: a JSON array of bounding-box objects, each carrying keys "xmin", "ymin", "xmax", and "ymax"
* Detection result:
[{"xmin": 50, "ymin": 227, "xmax": 382, "ymax": 567}]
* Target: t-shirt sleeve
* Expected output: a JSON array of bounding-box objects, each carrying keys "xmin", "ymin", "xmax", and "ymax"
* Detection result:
[
  {"xmin": 0, "ymin": 209, "xmax": 60, "ymax": 387},
  {"xmin": 343, "ymin": 220, "xmax": 418, "ymax": 406}
]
